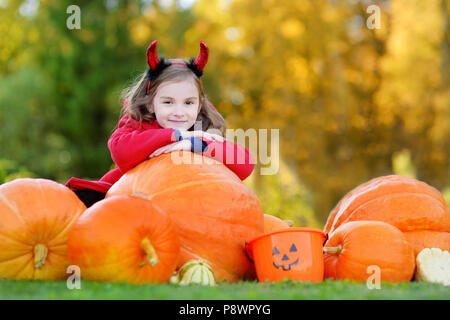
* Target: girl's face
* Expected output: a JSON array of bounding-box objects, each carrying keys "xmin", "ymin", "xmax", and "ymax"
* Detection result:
[{"xmin": 152, "ymin": 79, "xmax": 200, "ymax": 131}]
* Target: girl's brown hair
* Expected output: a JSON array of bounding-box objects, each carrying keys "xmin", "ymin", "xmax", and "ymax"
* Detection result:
[{"xmin": 120, "ymin": 59, "xmax": 226, "ymax": 136}]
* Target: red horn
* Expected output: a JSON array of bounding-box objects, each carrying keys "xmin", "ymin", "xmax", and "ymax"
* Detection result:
[
  {"xmin": 193, "ymin": 41, "xmax": 209, "ymax": 72},
  {"xmin": 146, "ymin": 40, "xmax": 160, "ymax": 70}
]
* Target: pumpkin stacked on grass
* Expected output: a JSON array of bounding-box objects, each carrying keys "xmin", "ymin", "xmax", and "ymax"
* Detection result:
[
  {"xmin": 106, "ymin": 151, "xmax": 264, "ymax": 282},
  {"xmin": 67, "ymin": 195, "xmax": 180, "ymax": 284},
  {"xmin": 323, "ymin": 221, "xmax": 416, "ymax": 282},
  {"xmin": 324, "ymin": 175, "xmax": 450, "ymax": 256},
  {"xmin": 0, "ymin": 178, "xmax": 86, "ymax": 280}
]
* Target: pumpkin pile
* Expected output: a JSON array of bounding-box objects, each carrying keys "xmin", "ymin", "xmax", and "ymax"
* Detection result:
[
  {"xmin": 1, "ymin": 163, "xmax": 448, "ymax": 286},
  {"xmin": 324, "ymin": 175, "xmax": 450, "ymax": 255},
  {"xmin": 323, "ymin": 175, "xmax": 450, "ymax": 284},
  {"xmin": 106, "ymin": 151, "xmax": 264, "ymax": 282},
  {"xmin": 0, "ymin": 151, "xmax": 264, "ymax": 284}
]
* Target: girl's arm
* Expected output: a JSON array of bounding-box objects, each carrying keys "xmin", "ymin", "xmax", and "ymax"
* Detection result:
[
  {"xmin": 107, "ymin": 115, "xmax": 183, "ymax": 173},
  {"xmin": 199, "ymin": 138, "xmax": 256, "ymax": 180}
]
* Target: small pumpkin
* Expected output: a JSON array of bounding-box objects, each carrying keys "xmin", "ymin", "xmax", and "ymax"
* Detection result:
[
  {"xmin": 323, "ymin": 175, "xmax": 450, "ymax": 256},
  {"xmin": 106, "ymin": 151, "xmax": 263, "ymax": 282},
  {"xmin": 170, "ymin": 259, "xmax": 216, "ymax": 286},
  {"xmin": 414, "ymin": 248, "xmax": 450, "ymax": 286},
  {"xmin": 0, "ymin": 178, "xmax": 86, "ymax": 280},
  {"xmin": 67, "ymin": 195, "xmax": 180, "ymax": 284},
  {"xmin": 323, "ymin": 221, "xmax": 415, "ymax": 282},
  {"xmin": 263, "ymin": 214, "xmax": 292, "ymax": 233}
]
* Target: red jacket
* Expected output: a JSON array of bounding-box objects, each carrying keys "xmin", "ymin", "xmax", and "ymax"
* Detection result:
[{"xmin": 65, "ymin": 106, "xmax": 255, "ymax": 193}]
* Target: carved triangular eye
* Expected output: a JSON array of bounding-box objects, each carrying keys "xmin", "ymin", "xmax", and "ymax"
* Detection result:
[
  {"xmin": 272, "ymin": 247, "xmax": 280, "ymax": 255},
  {"xmin": 289, "ymin": 244, "xmax": 297, "ymax": 252}
]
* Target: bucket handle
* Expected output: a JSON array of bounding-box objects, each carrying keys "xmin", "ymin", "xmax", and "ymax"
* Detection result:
[{"xmin": 323, "ymin": 233, "xmax": 329, "ymax": 247}]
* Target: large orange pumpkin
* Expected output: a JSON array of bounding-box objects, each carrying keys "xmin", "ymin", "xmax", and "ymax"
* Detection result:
[
  {"xmin": 67, "ymin": 195, "xmax": 180, "ymax": 284},
  {"xmin": 323, "ymin": 221, "xmax": 415, "ymax": 282},
  {"xmin": 323, "ymin": 175, "xmax": 450, "ymax": 255},
  {"xmin": 0, "ymin": 178, "xmax": 86, "ymax": 280},
  {"xmin": 106, "ymin": 151, "xmax": 264, "ymax": 282},
  {"xmin": 263, "ymin": 214, "xmax": 292, "ymax": 233}
]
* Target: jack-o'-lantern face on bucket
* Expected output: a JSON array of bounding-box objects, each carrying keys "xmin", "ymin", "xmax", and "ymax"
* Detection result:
[
  {"xmin": 245, "ymin": 228, "xmax": 326, "ymax": 283},
  {"xmin": 272, "ymin": 243, "xmax": 300, "ymax": 271}
]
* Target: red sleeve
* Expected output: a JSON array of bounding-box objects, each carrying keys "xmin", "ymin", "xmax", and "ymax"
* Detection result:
[
  {"xmin": 108, "ymin": 115, "xmax": 178, "ymax": 173},
  {"xmin": 99, "ymin": 167, "xmax": 123, "ymax": 185},
  {"xmin": 201, "ymin": 139, "xmax": 255, "ymax": 180}
]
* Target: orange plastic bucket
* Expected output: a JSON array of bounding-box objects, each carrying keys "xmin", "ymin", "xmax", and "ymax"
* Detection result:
[{"xmin": 245, "ymin": 228, "xmax": 327, "ymax": 283}]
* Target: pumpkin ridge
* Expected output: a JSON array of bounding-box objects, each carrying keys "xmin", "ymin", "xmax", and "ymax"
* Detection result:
[
  {"xmin": 19, "ymin": 259, "xmax": 37, "ymax": 280},
  {"xmin": 0, "ymin": 250, "xmax": 33, "ymax": 265},
  {"xmin": 343, "ymin": 260, "xmax": 411, "ymax": 281},
  {"xmin": 45, "ymin": 247, "xmax": 67, "ymax": 257},
  {"xmin": 37, "ymin": 180, "xmax": 81, "ymax": 242},
  {"xmin": 403, "ymin": 230, "xmax": 450, "ymax": 256},
  {"xmin": 0, "ymin": 229, "xmax": 32, "ymax": 247},
  {"xmin": 11, "ymin": 254, "xmax": 34, "ymax": 279},
  {"xmin": 47, "ymin": 207, "xmax": 85, "ymax": 247},
  {"xmin": 176, "ymin": 224, "xmax": 258, "ymax": 254},
  {"xmin": 341, "ymin": 245, "xmax": 411, "ymax": 271},
  {"xmin": 326, "ymin": 176, "xmax": 404, "ymax": 229},
  {"xmin": 333, "ymin": 192, "xmax": 449, "ymax": 232},
  {"xmin": 330, "ymin": 192, "xmax": 446, "ymax": 231},
  {"xmin": 328, "ymin": 177, "xmax": 447, "ymax": 232},
  {"xmin": 0, "ymin": 192, "xmax": 28, "ymax": 228},
  {"xmin": 150, "ymin": 194, "xmax": 261, "ymax": 228},
  {"xmin": 178, "ymin": 212, "xmax": 260, "ymax": 229},
  {"xmin": 332, "ymin": 178, "xmax": 405, "ymax": 221},
  {"xmin": 336, "ymin": 258, "xmax": 366, "ymax": 280},
  {"xmin": 142, "ymin": 179, "xmax": 246, "ymax": 200},
  {"xmin": 36, "ymin": 180, "xmax": 55, "ymax": 241}
]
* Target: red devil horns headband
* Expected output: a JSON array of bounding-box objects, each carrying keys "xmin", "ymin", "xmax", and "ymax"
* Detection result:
[{"xmin": 145, "ymin": 40, "xmax": 209, "ymax": 95}]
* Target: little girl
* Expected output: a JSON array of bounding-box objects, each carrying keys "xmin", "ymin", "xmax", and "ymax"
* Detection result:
[{"xmin": 66, "ymin": 40, "xmax": 255, "ymax": 207}]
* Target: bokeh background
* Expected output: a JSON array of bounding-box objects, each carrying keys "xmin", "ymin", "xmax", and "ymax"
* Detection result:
[{"xmin": 1, "ymin": 0, "xmax": 449, "ymax": 228}]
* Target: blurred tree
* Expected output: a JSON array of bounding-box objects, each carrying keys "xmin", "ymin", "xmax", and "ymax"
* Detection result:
[
  {"xmin": 376, "ymin": 0, "xmax": 450, "ymax": 190},
  {"xmin": 392, "ymin": 149, "xmax": 417, "ymax": 179},
  {"xmin": 188, "ymin": 0, "xmax": 449, "ymax": 225},
  {"xmin": 0, "ymin": 1, "xmax": 29, "ymax": 74},
  {"xmin": 0, "ymin": 158, "xmax": 36, "ymax": 184}
]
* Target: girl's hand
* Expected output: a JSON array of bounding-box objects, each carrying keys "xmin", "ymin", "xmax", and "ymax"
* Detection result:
[
  {"xmin": 180, "ymin": 130, "xmax": 224, "ymax": 143},
  {"xmin": 148, "ymin": 140, "xmax": 192, "ymax": 158}
]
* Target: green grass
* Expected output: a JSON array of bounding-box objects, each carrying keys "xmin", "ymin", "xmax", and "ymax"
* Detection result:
[{"xmin": 0, "ymin": 279, "xmax": 449, "ymax": 300}]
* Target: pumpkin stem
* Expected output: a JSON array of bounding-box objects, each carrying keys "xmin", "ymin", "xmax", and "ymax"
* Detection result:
[
  {"xmin": 140, "ymin": 237, "xmax": 159, "ymax": 266},
  {"xmin": 34, "ymin": 244, "xmax": 48, "ymax": 269},
  {"xmin": 132, "ymin": 192, "xmax": 149, "ymax": 200},
  {"xmin": 283, "ymin": 220, "xmax": 294, "ymax": 227},
  {"xmin": 323, "ymin": 244, "xmax": 342, "ymax": 254}
]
